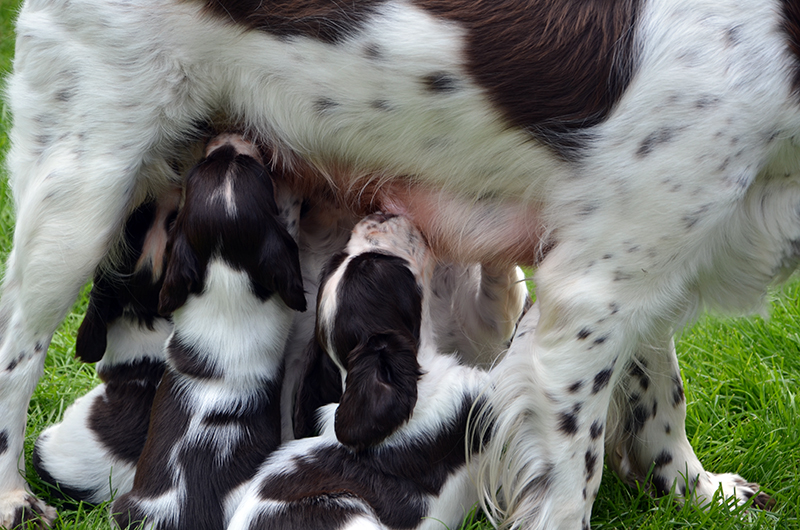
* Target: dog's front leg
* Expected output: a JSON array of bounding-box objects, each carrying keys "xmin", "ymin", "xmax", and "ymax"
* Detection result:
[
  {"xmin": 478, "ymin": 246, "xmax": 650, "ymax": 530},
  {"xmin": 0, "ymin": 157, "xmax": 149, "ymax": 527}
]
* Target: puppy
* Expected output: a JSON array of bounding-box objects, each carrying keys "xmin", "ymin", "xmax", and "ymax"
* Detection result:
[
  {"xmin": 111, "ymin": 133, "xmax": 305, "ymax": 530},
  {"xmin": 31, "ymin": 193, "xmax": 178, "ymax": 504},
  {"xmin": 228, "ymin": 213, "xmax": 495, "ymax": 530}
]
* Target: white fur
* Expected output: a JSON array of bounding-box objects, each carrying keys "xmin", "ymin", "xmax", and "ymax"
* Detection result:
[{"xmin": 2, "ymin": 0, "xmax": 800, "ymax": 528}]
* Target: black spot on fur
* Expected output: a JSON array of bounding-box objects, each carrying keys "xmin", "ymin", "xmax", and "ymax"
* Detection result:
[
  {"xmin": 0, "ymin": 430, "xmax": 8, "ymax": 456},
  {"xmin": 370, "ymin": 99, "xmax": 392, "ymax": 111},
  {"xmin": 6, "ymin": 352, "xmax": 24, "ymax": 371},
  {"xmin": 628, "ymin": 404, "xmax": 650, "ymax": 435},
  {"xmin": 636, "ymin": 126, "xmax": 677, "ymax": 157},
  {"xmin": 653, "ymin": 450, "xmax": 673, "ymax": 468},
  {"xmin": 558, "ymin": 404, "xmax": 581, "ymax": 436},
  {"xmin": 577, "ymin": 328, "xmax": 592, "ymax": 340},
  {"xmin": 593, "ymin": 336, "xmax": 607, "ymax": 345},
  {"xmin": 613, "ymin": 269, "xmax": 634, "ymax": 281},
  {"xmin": 422, "ymin": 72, "xmax": 460, "ymax": 93},
  {"xmin": 694, "ymin": 95, "xmax": 721, "ymax": 109},
  {"xmin": 314, "ymin": 97, "xmax": 340, "ymax": 113},
  {"xmin": 55, "ymin": 88, "xmax": 74, "ymax": 102},
  {"xmin": 568, "ymin": 380, "xmax": 584, "ymax": 393},
  {"xmin": 248, "ymin": 499, "xmax": 365, "ymax": 530},
  {"xmin": 592, "ymin": 367, "xmax": 613, "ymax": 394},
  {"xmin": 364, "ymin": 42, "xmax": 383, "ymax": 60},
  {"xmin": 682, "ymin": 204, "xmax": 711, "ymax": 230},
  {"xmin": 584, "ymin": 450, "xmax": 598, "ymax": 481},
  {"xmin": 725, "ymin": 25, "xmax": 742, "ymax": 46},
  {"xmin": 672, "ymin": 374, "xmax": 685, "ymax": 407},
  {"xmin": 665, "ymin": 423, "xmax": 671, "ymax": 435},
  {"xmin": 589, "ymin": 420, "xmax": 603, "ymax": 440}
]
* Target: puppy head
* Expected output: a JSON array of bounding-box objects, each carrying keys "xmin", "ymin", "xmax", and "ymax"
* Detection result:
[
  {"xmin": 317, "ymin": 214, "xmax": 432, "ymax": 451},
  {"xmin": 158, "ymin": 134, "xmax": 306, "ymax": 314},
  {"xmin": 76, "ymin": 192, "xmax": 179, "ymax": 363}
]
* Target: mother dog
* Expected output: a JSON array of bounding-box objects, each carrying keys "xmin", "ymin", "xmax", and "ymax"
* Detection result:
[{"xmin": 1, "ymin": 0, "xmax": 798, "ymax": 528}]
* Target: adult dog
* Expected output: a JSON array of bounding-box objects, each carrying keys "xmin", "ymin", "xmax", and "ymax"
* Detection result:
[{"xmin": 2, "ymin": 0, "xmax": 798, "ymax": 528}]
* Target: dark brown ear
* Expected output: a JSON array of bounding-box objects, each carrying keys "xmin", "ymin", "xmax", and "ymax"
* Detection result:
[
  {"xmin": 76, "ymin": 274, "xmax": 123, "ymax": 363},
  {"xmin": 293, "ymin": 338, "xmax": 344, "ymax": 438},
  {"xmin": 158, "ymin": 233, "xmax": 203, "ymax": 315},
  {"xmin": 334, "ymin": 332, "xmax": 421, "ymax": 451},
  {"xmin": 253, "ymin": 221, "xmax": 306, "ymax": 312}
]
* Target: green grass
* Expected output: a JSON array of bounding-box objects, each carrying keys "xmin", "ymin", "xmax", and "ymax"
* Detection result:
[{"xmin": 0, "ymin": 1, "xmax": 799, "ymax": 529}]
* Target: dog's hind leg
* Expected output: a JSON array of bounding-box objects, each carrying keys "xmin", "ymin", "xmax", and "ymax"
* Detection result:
[{"xmin": 605, "ymin": 336, "xmax": 774, "ymax": 510}]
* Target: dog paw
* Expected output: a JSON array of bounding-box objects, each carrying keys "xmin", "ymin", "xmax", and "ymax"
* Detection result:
[
  {"xmin": 704, "ymin": 473, "xmax": 775, "ymax": 510},
  {"xmin": 0, "ymin": 490, "xmax": 57, "ymax": 529}
]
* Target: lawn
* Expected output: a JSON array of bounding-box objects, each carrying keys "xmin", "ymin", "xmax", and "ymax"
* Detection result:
[{"xmin": 0, "ymin": 1, "xmax": 798, "ymax": 529}]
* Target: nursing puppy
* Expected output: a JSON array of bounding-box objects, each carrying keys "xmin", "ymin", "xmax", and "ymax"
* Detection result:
[
  {"xmin": 228, "ymin": 213, "xmax": 493, "ymax": 530},
  {"xmin": 31, "ymin": 194, "xmax": 177, "ymax": 504},
  {"xmin": 288, "ymin": 201, "xmax": 529, "ymax": 439},
  {"xmin": 111, "ymin": 134, "xmax": 305, "ymax": 530}
]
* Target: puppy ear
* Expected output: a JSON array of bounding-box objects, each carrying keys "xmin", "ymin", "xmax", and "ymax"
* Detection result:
[
  {"xmin": 254, "ymin": 222, "xmax": 307, "ymax": 312},
  {"xmin": 335, "ymin": 331, "xmax": 421, "ymax": 451},
  {"xmin": 75, "ymin": 274, "xmax": 123, "ymax": 363},
  {"xmin": 293, "ymin": 338, "xmax": 343, "ymax": 439},
  {"xmin": 158, "ymin": 233, "xmax": 202, "ymax": 315}
]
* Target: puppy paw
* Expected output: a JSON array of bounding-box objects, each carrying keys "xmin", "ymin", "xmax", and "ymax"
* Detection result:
[{"xmin": 0, "ymin": 490, "xmax": 57, "ymax": 529}]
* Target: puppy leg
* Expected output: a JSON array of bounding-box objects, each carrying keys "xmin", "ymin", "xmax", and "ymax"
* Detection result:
[
  {"xmin": 606, "ymin": 337, "xmax": 773, "ymax": 509},
  {"xmin": 433, "ymin": 263, "xmax": 530, "ymax": 365}
]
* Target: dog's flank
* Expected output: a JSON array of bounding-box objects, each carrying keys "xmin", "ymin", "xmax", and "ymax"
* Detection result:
[
  {"xmin": 111, "ymin": 135, "xmax": 304, "ymax": 530},
  {"xmin": 4, "ymin": 0, "xmax": 800, "ymax": 528},
  {"xmin": 229, "ymin": 214, "xmax": 493, "ymax": 530}
]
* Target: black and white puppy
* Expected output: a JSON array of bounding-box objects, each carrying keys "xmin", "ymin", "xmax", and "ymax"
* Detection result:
[
  {"xmin": 228, "ymin": 213, "xmax": 493, "ymax": 530},
  {"xmin": 32, "ymin": 193, "xmax": 178, "ymax": 504},
  {"xmin": 111, "ymin": 133, "xmax": 305, "ymax": 530},
  {"xmin": 288, "ymin": 203, "xmax": 529, "ymax": 439}
]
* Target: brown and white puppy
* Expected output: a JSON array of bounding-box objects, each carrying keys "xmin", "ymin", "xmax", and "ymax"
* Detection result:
[
  {"xmin": 32, "ymin": 194, "xmax": 177, "ymax": 504},
  {"xmin": 110, "ymin": 133, "xmax": 305, "ymax": 530},
  {"xmin": 228, "ymin": 213, "xmax": 494, "ymax": 530}
]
